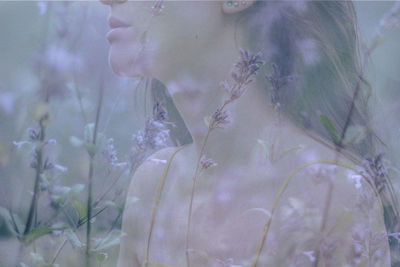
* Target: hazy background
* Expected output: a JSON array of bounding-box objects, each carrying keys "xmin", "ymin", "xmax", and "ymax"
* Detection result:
[{"xmin": 0, "ymin": 1, "xmax": 399, "ymax": 266}]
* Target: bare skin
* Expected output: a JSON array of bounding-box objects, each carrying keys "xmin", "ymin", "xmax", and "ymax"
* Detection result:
[
  {"xmin": 100, "ymin": 1, "xmax": 390, "ymax": 266},
  {"xmin": 117, "ymin": 126, "xmax": 388, "ymax": 267}
]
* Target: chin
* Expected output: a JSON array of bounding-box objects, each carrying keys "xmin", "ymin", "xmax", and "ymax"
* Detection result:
[{"xmin": 108, "ymin": 42, "xmax": 151, "ymax": 78}]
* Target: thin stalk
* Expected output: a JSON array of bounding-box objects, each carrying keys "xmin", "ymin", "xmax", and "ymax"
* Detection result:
[
  {"xmin": 311, "ymin": 164, "xmax": 336, "ymax": 267},
  {"xmin": 24, "ymin": 121, "xmax": 46, "ymax": 235},
  {"xmin": 51, "ymin": 239, "xmax": 67, "ymax": 264},
  {"xmin": 86, "ymin": 82, "xmax": 104, "ymax": 267},
  {"xmin": 185, "ymin": 128, "xmax": 212, "ymax": 267},
  {"xmin": 312, "ymin": 27, "xmax": 377, "ymax": 267},
  {"xmin": 86, "ymin": 153, "xmax": 94, "ymax": 267},
  {"xmin": 184, "ymin": 99, "xmax": 230, "ymax": 267},
  {"xmin": 107, "ymin": 211, "xmax": 122, "ymax": 235},
  {"xmin": 53, "ymin": 205, "xmax": 109, "ymax": 264},
  {"xmin": 92, "ymin": 165, "xmax": 129, "ymax": 208},
  {"xmin": 23, "ymin": 2, "xmax": 53, "ymax": 237},
  {"xmin": 73, "ymin": 70, "xmax": 88, "ymax": 125},
  {"xmin": 144, "ymin": 146, "xmax": 185, "ymax": 264},
  {"xmin": 250, "ymin": 159, "xmax": 383, "ymax": 267},
  {"xmin": 61, "ymin": 205, "xmax": 76, "ymax": 227},
  {"xmin": 80, "ymin": 207, "xmax": 107, "ymax": 228}
]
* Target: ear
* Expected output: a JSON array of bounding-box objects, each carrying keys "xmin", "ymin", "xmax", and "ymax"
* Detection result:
[{"xmin": 222, "ymin": 1, "xmax": 256, "ymax": 14}]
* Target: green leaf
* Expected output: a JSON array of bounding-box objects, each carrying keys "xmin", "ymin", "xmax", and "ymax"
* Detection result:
[
  {"xmin": 50, "ymin": 186, "xmax": 71, "ymax": 205},
  {"xmin": 51, "ymin": 222, "xmax": 67, "ymax": 230},
  {"xmin": 92, "ymin": 230, "xmax": 125, "ymax": 251},
  {"xmin": 72, "ymin": 200, "xmax": 87, "ymax": 221},
  {"xmin": 96, "ymin": 253, "xmax": 108, "ymax": 262},
  {"xmin": 24, "ymin": 226, "xmax": 52, "ymax": 243},
  {"xmin": 103, "ymin": 200, "xmax": 116, "ymax": 208},
  {"xmin": 84, "ymin": 143, "xmax": 97, "ymax": 158},
  {"xmin": 319, "ymin": 115, "xmax": 340, "ymax": 145},
  {"xmin": 84, "ymin": 123, "xmax": 95, "ymax": 143},
  {"xmin": 0, "ymin": 206, "xmax": 19, "ymax": 235},
  {"xmin": 69, "ymin": 136, "xmax": 84, "ymax": 147},
  {"xmin": 64, "ymin": 229, "xmax": 83, "ymax": 248},
  {"xmin": 70, "ymin": 184, "xmax": 85, "ymax": 199},
  {"xmin": 30, "ymin": 252, "xmax": 45, "ymax": 264},
  {"xmin": 19, "ymin": 263, "xmax": 29, "ymax": 267},
  {"xmin": 97, "ymin": 133, "xmax": 107, "ymax": 154}
]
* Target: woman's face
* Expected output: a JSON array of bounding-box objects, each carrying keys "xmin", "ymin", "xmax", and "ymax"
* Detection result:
[{"xmin": 105, "ymin": 1, "xmax": 230, "ymax": 82}]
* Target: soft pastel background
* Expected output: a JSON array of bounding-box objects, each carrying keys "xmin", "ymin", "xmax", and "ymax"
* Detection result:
[{"xmin": 0, "ymin": 1, "xmax": 399, "ymax": 266}]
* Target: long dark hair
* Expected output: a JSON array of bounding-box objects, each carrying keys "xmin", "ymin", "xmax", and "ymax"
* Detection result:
[
  {"xmin": 238, "ymin": 1, "xmax": 399, "ymax": 265},
  {"xmin": 151, "ymin": 1, "xmax": 399, "ymax": 264}
]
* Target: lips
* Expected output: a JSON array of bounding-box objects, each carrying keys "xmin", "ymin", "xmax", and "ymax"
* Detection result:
[
  {"xmin": 108, "ymin": 16, "xmax": 130, "ymax": 29},
  {"xmin": 107, "ymin": 16, "xmax": 131, "ymax": 42}
]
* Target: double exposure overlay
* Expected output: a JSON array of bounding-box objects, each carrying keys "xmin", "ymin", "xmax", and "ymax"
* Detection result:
[{"xmin": 0, "ymin": 1, "xmax": 400, "ymax": 267}]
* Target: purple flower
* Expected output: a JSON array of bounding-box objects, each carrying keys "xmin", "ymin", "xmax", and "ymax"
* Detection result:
[
  {"xmin": 211, "ymin": 108, "xmax": 231, "ymax": 128},
  {"xmin": 231, "ymin": 49, "xmax": 264, "ymax": 86},
  {"xmin": 221, "ymin": 49, "xmax": 264, "ymax": 103},
  {"xmin": 200, "ymin": 155, "xmax": 216, "ymax": 171}
]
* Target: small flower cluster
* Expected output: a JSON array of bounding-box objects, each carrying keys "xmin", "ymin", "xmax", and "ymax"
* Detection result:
[
  {"xmin": 14, "ymin": 128, "xmax": 66, "ymax": 174},
  {"xmin": 363, "ymin": 153, "xmax": 387, "ymax": 192},
  {"xmin": 220, "ymin": 49, "xmax": 264, "ymax": 104},
  {"xmin": 101, "ymin": 138, "xmax": 127, "ymax": 174},
  {"xmin": 29, "ymin": 128, "xmax": 42, "ymax": 141},
  {"xmin": 14, "ymin": 127, "xmax": 67, "ymax": 199},
  {"xmin": 232, "ymin": 49, "xmax": 264, "ymax": 86},
  {"xmin": 207, "ymin": 49, "xmax": 264, "ymax": 131},
  {"xmin": 130, "ymin": 101, "xmax": 171, "ymax": 170},
  {"xmin": 103, "ymin": 138, "xmax": 118, "ymax": 166},
  {"xmin": 210, "ymin": 108, "xmax": 231, "ymax": 129},
  {"xmin": 199, "ymin": 155, "xmax": 217, "ymax": 171},
  {"xmin": 265, "ymin": 63, "xmax": 297, "ymax": 110},
  {"xmin": 133, "ymin": 118, "xmax": 170, "ymax": 151},
  {"xmin": 152, "ymin": 100, "xmax": 168, "ymax": 122}
]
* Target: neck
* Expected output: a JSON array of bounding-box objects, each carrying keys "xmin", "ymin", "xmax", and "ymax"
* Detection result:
[{"xmin": 166, "ymin": 74, "xmax": 289, "ymax": 169}]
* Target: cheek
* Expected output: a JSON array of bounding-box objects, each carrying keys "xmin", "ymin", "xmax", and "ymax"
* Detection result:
[{"xmin": 108, "ymin": 30, "xmax": 157, "ymax": 77}]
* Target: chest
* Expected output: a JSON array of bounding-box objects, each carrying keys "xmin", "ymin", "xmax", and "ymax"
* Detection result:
[{"xmin": 145, "ymin": 156, "xmax": 306, "ymax": 265}]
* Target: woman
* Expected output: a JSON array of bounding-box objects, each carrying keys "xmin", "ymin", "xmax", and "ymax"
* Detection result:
[{"xmin": 101, "ymin": 1, "xmax": 396, "ymax": 266}]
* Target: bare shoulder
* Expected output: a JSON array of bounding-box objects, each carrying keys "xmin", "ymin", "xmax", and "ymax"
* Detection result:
[
  {"xmin": 118, "ymin": 146, "xmax": 189, "ymax": 267},
  {"xmin": 134, "ymin": 147, "xmax": 180, "ymax": 176},
  {"xmin": 125, "ymin": 145, "xmax": 191, "ymax": 203}
]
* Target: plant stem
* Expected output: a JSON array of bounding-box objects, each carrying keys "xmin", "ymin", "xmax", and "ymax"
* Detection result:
[
  {"xmin": 86, "ymin": 157, "xmax": 94, "ymax": 267},
  {"xmin": 144, "ymin": 146, "xmax": 185, "ymax": 264},
  {"xmin": 185, "ymin": 129, "xmax": 212, "ymax": 267},
  {"xmin": 250, "ymin": 159, "xmax": 383, "ymax": 267},
  {"xmin": 86, "ymin": 82, "xmax": 104, "ymax": 267},
  {"xmin": 312, "ymin": 28, "xmax": 376, "ymax": 267},
  {"xmin": 184, "ymin": 99, "xmax": 230, "ymax": 267},
  {"xmin": 80, "ymin": 206, "xmax": 107, "ymax": 228},
  {"xmin": 93, "ymin": 165, "xmax": 129, "ymax": 208},
  {"xmin": 24, "ymin": 121, "xmax": 46, "ymax": 235},
  {"xmin": 51, "ymin": 239, "xmax": 67, "ymax": 264}
]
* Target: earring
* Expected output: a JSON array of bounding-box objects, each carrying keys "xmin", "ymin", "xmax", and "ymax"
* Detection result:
[{"xmin": 222, "ymin": 0, "xmax": 255, "ymax": 14}]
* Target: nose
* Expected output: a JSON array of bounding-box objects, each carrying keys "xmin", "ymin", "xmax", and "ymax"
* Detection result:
[{"xmin": 100, "ymin": 0, "xmax": 127, "ymax": 6}]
